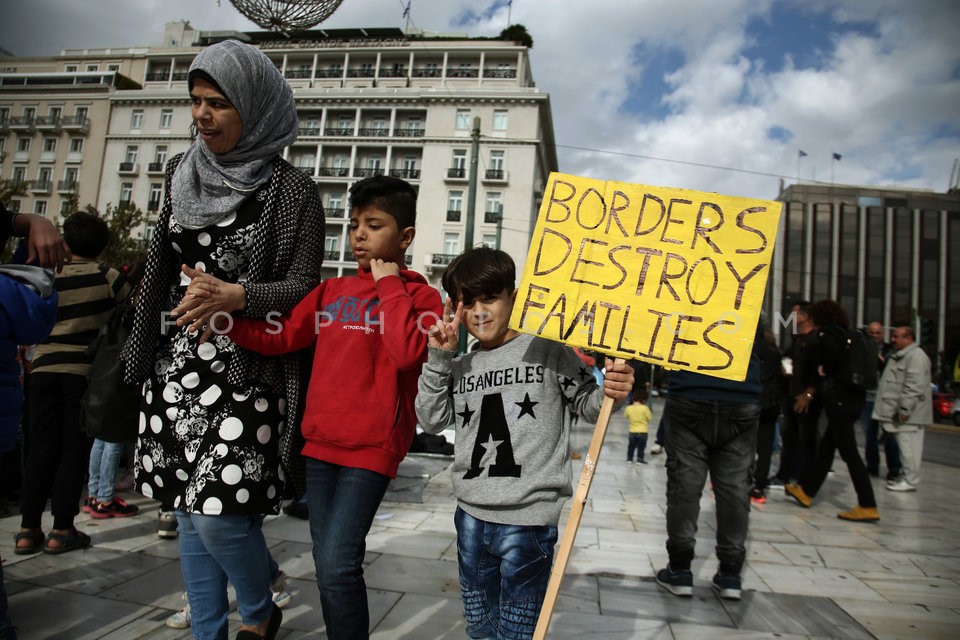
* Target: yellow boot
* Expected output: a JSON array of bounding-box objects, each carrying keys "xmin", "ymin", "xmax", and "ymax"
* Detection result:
[
  {"xmin": 785, "ymin": 483, "xmax": 812, "ymax": 508},
  {"xmin": 838, "ymin": 506, "xmax": 880, "ymax": 522}
]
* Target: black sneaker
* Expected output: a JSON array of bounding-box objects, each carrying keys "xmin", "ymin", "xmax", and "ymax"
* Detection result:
[
  {"xmin": 711, "ymin": 572, "xmax": 742, "ymax": 600},
  {"xmin": 655, "ymin": 565, "xmax": 693, "ymax": 597},
  {"xmin": 90, "ymin": 497, "xmax": 139, "ymax": 519},
  {"xmin": 158, "ymin": 509, "xmax": 179, "ymax": 538}
]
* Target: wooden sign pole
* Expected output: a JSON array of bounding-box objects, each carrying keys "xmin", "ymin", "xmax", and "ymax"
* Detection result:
[{"xmin": 532, "ymin": 358, "xmax": 624, "ymax": 639}]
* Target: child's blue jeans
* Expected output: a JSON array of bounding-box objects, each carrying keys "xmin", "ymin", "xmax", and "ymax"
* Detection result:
[
  {"xmin": 454, "ymin": 507, "xmax": 558, "ymax": 640},
  {"xmin": 88, "ymin": 438, "xmax": 124, "ymax": 502},
  {"xmin": 627, "ymin": 433, "xmax": 648, "ymax": 462}
]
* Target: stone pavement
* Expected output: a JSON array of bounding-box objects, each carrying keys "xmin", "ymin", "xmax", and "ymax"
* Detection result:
[{"xmin": 3, "ymin": 404, "xmax": 960, "ymax": 639}]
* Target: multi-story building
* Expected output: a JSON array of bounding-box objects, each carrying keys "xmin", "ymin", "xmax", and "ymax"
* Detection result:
[
  {"xmin": 0, "ymin": 21, "xmax": 558, "ymax": 284},
  {"xmin": 769, "ymin": 182, "xmax": 960, "ymax": 384}
]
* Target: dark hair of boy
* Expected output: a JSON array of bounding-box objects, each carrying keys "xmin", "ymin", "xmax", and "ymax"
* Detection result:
[
  {"xmin": 348, "ymin": 175, "xmax": 418, "ymax": 229},
  {"xmin": 441, "ymin": 246, "xmax": 515, "ymax": 306},
  {"xmin": 62, "ymin": 211, "xmax": 109, "ymax": 260},
  {"xmin": 636, "ymin": 390, "xmax": 648, "ymax": 403}
]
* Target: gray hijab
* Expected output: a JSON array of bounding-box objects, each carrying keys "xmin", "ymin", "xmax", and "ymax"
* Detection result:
[{"xmin": 171, "ymin": 40, "xmax": 298, "ymax": 229}]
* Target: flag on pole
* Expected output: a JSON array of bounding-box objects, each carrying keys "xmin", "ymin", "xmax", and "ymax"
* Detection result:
[
  {"xmin": 402, "ymin": 0, "xmax": 410, "ymax": 18},
  {"xmin": 832, "ymin": 152, "xmax": 842, "ymax": 161},
  {"xmin": 798, "ymin": 150, "xmax": 807, "ymax": 158}
]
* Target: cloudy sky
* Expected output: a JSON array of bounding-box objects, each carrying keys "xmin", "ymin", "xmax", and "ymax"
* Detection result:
[{"xmin": 2, "ymin": 0, "xmax": 958, "ymax": 200}]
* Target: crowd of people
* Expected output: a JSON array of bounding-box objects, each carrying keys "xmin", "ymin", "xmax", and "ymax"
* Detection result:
[{"xmin": 0, "ymin": 38, "xmax": 941, "ymax": 640}]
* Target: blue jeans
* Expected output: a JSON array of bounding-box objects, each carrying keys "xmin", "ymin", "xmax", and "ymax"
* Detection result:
[
  {"xmin": 627, "ymin": 433, "xmax": 648, "ymax": 462},
  {"xmin": 305, "ymin": 458, "xmax": 391, "ymax": 640},
  {"xmin": 860, "ymin": 400, "xmax": 901, "ymax": 475},
  {"xmin": 176, "ymin": 512, "xmax": 273, "ymax": 640},
  {"xmin": 454, "ymin": 507, "xmax": 558, "ymax": 640},
  {"xmin": 87, "ymin": 438, "xmax": 124, "ymax": 502},
  {"xmin": 664, "ymin": 397, "xmax": 759, "ymax": 574}
]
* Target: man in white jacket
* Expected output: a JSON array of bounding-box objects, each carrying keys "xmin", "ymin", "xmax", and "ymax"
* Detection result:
[{"xmin": 872, "ymin": 326, "xmax": 932, "ymax": 491}]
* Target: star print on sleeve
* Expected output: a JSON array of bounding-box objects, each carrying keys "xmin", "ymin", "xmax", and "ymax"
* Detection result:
[
  {"xmin": 576, "ymin": 366, "xmax": 591, "ymax": 381},
  {"xmin": 560, "ymin": 376, "xmax": 576, "ymax": 392},
  {"xmin": 457, "ymin": 403, "xmax": 475, "ymax": 427},
  {"xmin": 515, "ymin": 392, "xmax": 539, "ymax": 419}
]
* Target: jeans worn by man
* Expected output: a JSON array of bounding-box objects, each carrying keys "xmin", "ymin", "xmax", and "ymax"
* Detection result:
[{"xmin": 655, "ymin": 335, "xmax": 762, "ymax": 602}]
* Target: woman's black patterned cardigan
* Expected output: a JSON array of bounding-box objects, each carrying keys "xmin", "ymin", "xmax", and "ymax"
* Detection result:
[{"xmin": 121, "ymin": 153, "xmax": 326, "ymax": 495}]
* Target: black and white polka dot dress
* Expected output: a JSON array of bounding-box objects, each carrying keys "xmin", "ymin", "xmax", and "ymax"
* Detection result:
[{"xmin": 136, "ymin": 188, "xmax": 284, "ymax": 516}]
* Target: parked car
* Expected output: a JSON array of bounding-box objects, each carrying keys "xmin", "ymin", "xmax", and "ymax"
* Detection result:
[{"xmin": 933, "ymin": 392, "xmax": 955, "ymax": 422}]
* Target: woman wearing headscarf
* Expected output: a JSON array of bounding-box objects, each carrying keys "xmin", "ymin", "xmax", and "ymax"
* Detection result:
[{"xmin": 121, "ymin": 40, "xmax": 324, "ymax": 640}]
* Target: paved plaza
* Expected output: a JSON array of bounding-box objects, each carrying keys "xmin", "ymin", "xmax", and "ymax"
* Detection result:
[{"xmin": 3, "ymin": 405, "xmax": 959, "ymax": 639}]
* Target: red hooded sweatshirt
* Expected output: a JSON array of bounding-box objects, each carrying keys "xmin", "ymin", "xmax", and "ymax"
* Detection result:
[{"xmin": 229, "ymin": 268, "xmax": 442, "ymax": 477}]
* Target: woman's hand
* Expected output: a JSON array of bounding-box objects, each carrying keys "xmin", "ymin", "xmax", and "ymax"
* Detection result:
[
  {"xmin": 602, "ymin": 360, "xmax": 634, "ymax": 400},
  {"xmin": 171, "ymin": 264, "xmax": 246, "ymax": 342},
  {"xmin": 22, "ymin": 215, "xmax": 72, "ymax": 272},
  {"xmin": 428, "ymin": 298, "xmax": 462, "ymax": 352}
]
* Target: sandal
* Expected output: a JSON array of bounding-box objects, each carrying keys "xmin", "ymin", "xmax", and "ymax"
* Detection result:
[
  {"xmin": 43, "ymin": 529, "xmax": 91, "ymax": 555},
  {"xmin": 14, "ymin": 528, "xmax": 45, "ymax": 555}
]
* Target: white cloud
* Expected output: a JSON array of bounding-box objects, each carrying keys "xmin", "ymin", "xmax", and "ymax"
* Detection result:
[{"xmin": 2, "ymin": 0, "xmax": 957, "ymax": 197}]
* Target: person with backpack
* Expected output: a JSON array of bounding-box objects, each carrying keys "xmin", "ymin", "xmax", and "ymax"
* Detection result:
[{"xmin": 784, "ymin": 299, "xmax": 879, "ymax": 522}]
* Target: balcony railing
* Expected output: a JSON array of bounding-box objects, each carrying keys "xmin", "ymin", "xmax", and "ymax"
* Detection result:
[
  {"xmin": 147, "ymin": 162, "xmax": 165, "ymax": 174},
  {"xmin": 8, "ymin": 116, "xmax": 35, "ymax": 130},
  {"xmin": 61, "ymin": 116, "xmax": 89, "ymax": 132},
  {"xmin": 284, "ymin": 69, "xmax": 312, "ymax": 79},
  {"xmin": 483, "ymin": 68, "xmax": 517, "ymax": 78},
  {"xmin": 315, "ymin": 68, "xmax": 342, "ymax": 78},
  {"xmin": 446, "ymin": 167, "xmax": 466, "ymax": 179},
  {"xmin": 447, "ymin": 68, "xmax": 479, "ymax": 78},
  {"xmin": 411, "ymin": 67, "xmax": 442, "ymax": 78},
  {"xmin": 56, "ymin": 180, "xmax": 77, "ymax": 193},
  {"xmin": 379, "ymin": 68, "xmax": 407, "ymax": 78},
  {"xmin": 389, "ymin": 169, "xmax": 421, "ymax": 180},
  {"xmin": 35, "ymin": 116, "xmax": 61, "ymax": 129},
  {"xmin": 345, "ymin": 68, "xmax": 375, "ymax": 78},
  {"xmin": 353, "ymin": 168, "xmax": 384, "ymax": 178},
  {"xmin": 296, "ymin": 165, "xmax": 315, "ymax": 176},
  {"xmin": 318, "ymin": 167, "xmax": 349, "ymax": 177},
  {"xmin": 324, "ymin": 249, "xmax": 341, "ymax": 260},
  {"xmin": 145, "ymin": 71, "xmax": 170, "ymax": 82},
  {"xmin": 0, "ymin": 118, "xmax": 9, "ymax": 132},
  {"xmin": 484, "ymin": 169, "xmax": 505, "ymax": 180},
  {"xmin": 298, "ymin": 127, "xmax": 321, "ymax": 137},
  {"xmin": 395, "ymin": 128, "xmax": 424, "ymax": 138},
  {"xmin": 357, "ymin": 128, "xmax": 388, "ymax": 137},
  {"xmin": 324, "ymin": 127, "xmax": 354, "ymax": 136},
  {"xmin": 484, "ymin": 211, "xmax": 502, "ymax": 224},
  {"xmin": 31, "ymin": 180, "xmax": 52, "ymax": 194},
  {"xmin": 431, "ymin": 253, "xmax": 457, "ymax": 266},
  {"xmin": 171, "ymin": 71, "xmax": 189, "ymax": 81},
  {"xmin": 118, "ymin": 162, "xmax": 139, "ymax": 174},
  {"xmin": 325, "ymin": 207, "xmax": 346, "ymax": 219},
  {"xmin": 446, "ymin": 210, "xmax": 462, "ymax": 222},
  {"xmin": 147, "ymin": 199, "xmax": 161, "ymax": 211}
]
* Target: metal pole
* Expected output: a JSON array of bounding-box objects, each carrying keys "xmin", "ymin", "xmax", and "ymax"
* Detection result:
[
  {"xmin": 495, "ymin": 203, "xmax": 503, "ymax": 250},
  {"xmin": 465, "ymin": 116, "xmax": 481, "ymax": 249}
]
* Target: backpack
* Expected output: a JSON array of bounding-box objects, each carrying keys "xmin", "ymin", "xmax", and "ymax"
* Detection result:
[
  {"xmin": 80, "ymin": 302, "xmax": 139, "ymax": 443},
  {"xmin": 837, "ymin": 328, "xmax": 879, "ymax": 392}
]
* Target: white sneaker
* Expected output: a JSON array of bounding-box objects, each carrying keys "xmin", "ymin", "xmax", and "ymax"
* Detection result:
[
  {"xmin": 165, "ymin": 593, "xmax": 190, "ymax": 629},
  {"xmin": 886, "ymin": 479, "xmax": 917, "ymax": 492},
  {"xmin": 271, "ymin": 570, "xmax": 293, "ymax": 609},
  {"xmin": 650, "ymin": 445, "xmax": 663, "ymax": 455}
]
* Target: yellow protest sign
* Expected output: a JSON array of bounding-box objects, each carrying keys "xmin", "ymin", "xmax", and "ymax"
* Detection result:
[{"xmin": 509, "ymin": 172, "xmax": 782, "ymax": 381}]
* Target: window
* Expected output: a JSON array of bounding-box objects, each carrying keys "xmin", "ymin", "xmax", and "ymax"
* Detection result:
[
  {"xmin": 107, "ymin": 63, "xmax": 120, "ymax": 72},
  {"xmin": 448, "ymin": 191, "xmax": 463, "ymax": 212},
  {"xmin": 37, "ymin": 167, "xmax": 52, "ymax": 184},
  {"xmin": 455, "ymin": 109, "xmax": 471, "ymax": 130},
  {"xmin": 8, "ymin": 200, "xmax": 20, "ymax": 213},
  {"xmin": 43, "ymin": 138, "xmax": 57, "ymax": 153},
  {"xmin": 69, "ymin": 138, "xmax": 84, "ymax": 153},
  {"xmin": 125, "ymin": 145, "xmax": 139, "ymax": 164},
  {"xmin": 492, "ymin": 110, "xmax": 508, "ymax": 131},
  {"xmin": 34, "ymin": 200, "xmax": 47, "ymax": 215},
  {"xmin": 85, "ymin": 64, "xmax": 99, "ymax": 72},
  {"xmin": 452, "ymin": 149, "xmax": 466, "ymax": 170},
  {"xmin": 372, "ymin": 117, "xmax": 387, "ymax": 132},
  {"xmin": 489, "ymin": 150, "xmax": 504, "ymax": 171},
  {"xmin": 366, "ymin": 156, "xmax": 382, "ymax": 171},
  {"xmin": 64, "ymin": 167, "xmax": 79, "ymax": 183},
  {"xmin": 338, "ymin": 116, "xmax": 352, "ymax": 132},
  {"xmin": 131, "ymin": 109, "xmax": 144, "ymax": 129},
  {"xmin": 65, "ymin": 64, "xmax": 78, "ymax": 72},
  {"xmin": 75, "ymin": 106, "xmax": 88, "ymax": 120},
  {"xmin": 12, "ymin": 166, "xmax": 27, "ymax": 183},
  {"xmin": 154, "ymin": 145, "xmax": 168, "ymax": 164},
  {"xmin": 406, "ymin": 116, "xmax": 422, "ymax": 132},
  {"xmin": 60, "ymin": 200, "xmax": 73, "ymax": 215},
  {"xmin": 16, "ymin": 137, "xmax": 30, "ymax": 152},
  {"xmin": 485, "ymin": 192, "xmax": 503, "ymax": 223},
  {"xmin": 148, "ymin": 182, "xmax": 163, "ymax": 210},
  {"xmin": 401, "ymin": 156, "xmax": 417, "ymax": 172},
  {"xmin": 0, "ymin": 107, "xmax": 8, "ymax": 123},
  {"xmin": 48, "ymin": 106, "xmax": 62, "ymax": 120},
  {"xmin": 482, "ymin": 234, "xmax": 497, "ymax": 248},
  {"xmin": 159, "ymin": 109, "xmax": 173, "ymax": 129},
  {"xmin": 120, "ymin": 182, "xmax": 133, "ymax": 204},
  {"xmin": 328, "ymin": 194, "xmax": 343, "ymax": 212},
  {"xmin": 324, "ymin": 233, "xmax": 340, "ymax": 255},
  {"xmin": 22, "ymin": 106, "xmax": 35, "ymax": 119},
  {"xmin": 443, "ymin": 232, "xmax": 461, "ymax": 255}
]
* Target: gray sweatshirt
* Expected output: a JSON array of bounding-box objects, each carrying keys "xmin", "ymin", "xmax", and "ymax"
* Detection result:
[{"xmin": 416, "ymin": 333, "xmax": 620, "ymax": 526}]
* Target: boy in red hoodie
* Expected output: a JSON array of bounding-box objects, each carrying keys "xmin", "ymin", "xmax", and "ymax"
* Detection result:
[{"xmin": 189, "ymin": 175, "xmax": 441, "ymax": 638}]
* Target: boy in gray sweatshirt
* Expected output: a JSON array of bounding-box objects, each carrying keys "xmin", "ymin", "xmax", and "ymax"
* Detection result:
[{"xmin": 416, "ymin": 247, "xmax": 633, "ymax": 639}]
